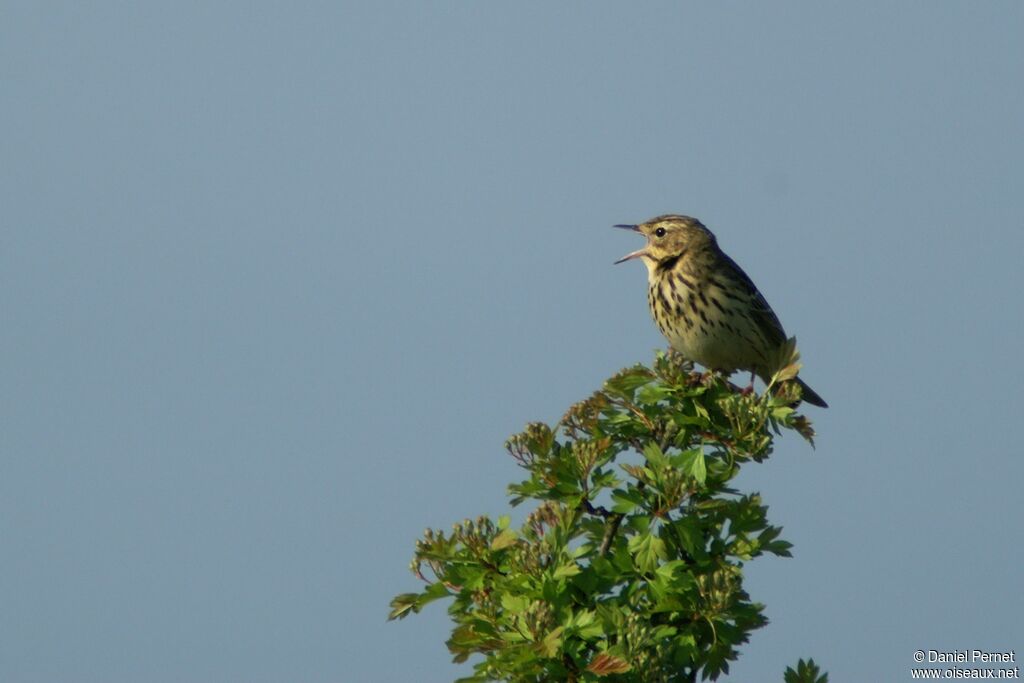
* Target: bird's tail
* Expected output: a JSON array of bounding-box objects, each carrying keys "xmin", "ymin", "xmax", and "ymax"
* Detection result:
[{"xmin": 795, "ymin": 377, "xmax": 828, "ymax": 408}]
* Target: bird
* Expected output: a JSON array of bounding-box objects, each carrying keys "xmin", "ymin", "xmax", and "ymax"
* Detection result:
[{"xmin": 615, "ymin": 214, "xmax": 827, "ymax": 408}]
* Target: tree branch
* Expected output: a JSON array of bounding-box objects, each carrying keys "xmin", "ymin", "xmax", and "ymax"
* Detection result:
[{"xmin": 599, "ymin": 481, "xmax": 646, "ymax": 557}]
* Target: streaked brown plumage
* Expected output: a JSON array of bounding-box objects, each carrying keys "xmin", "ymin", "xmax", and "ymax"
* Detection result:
[{"xmin": 615, "ymin": 214, "xmax": 827, "ymax": 408}]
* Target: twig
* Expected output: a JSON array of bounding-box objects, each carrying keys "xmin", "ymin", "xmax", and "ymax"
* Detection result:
[
  {"xmin": 598, "ymin": 513, "xmax": 624, "ymax": 558},
  {"xmin": 599, "ymin": 481, "xmax": 646, "ymax": 557}
]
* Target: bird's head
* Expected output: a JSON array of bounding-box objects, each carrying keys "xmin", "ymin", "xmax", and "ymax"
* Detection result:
[{"xmin": 614, "ymin": 215, "xmax": 715, "ymax": 274}]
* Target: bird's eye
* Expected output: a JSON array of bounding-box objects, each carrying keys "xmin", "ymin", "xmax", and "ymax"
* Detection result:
[{"xmin": 654, "ymin": 227, "xmax": 667, "ymax": 237}]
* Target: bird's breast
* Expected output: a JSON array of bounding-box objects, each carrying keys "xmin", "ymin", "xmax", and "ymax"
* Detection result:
[{"xmin": 646, "ymin": 271, "xmax": 768, "ymax": 373}]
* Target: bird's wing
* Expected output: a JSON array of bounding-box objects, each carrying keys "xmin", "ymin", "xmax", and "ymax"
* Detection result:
[{"xmin": 717, "ymin": 252, "xmax": 788, "ymax": 348}]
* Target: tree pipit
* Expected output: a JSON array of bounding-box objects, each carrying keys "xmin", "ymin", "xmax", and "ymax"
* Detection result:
[{"xmin": 616, "ymin": 214, "xmax": 827, "ymax": 408}]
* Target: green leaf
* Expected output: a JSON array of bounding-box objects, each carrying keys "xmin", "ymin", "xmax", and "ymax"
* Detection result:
[
  {"xmin": 566, "ymin": 608, "xmax": 605, "ymax": 640},
  {"xmin": 490, "ymin": 528, "xmax": 518, "ymax": 551},
  {"xmin": 387, "ymin": 580, "xmax": 452, "ymax": 621},
  {"xmin": 604, "ymin": 367, "xmax": 653, "ymax": 399},
  {"xmin": 654, "ymin": 559, "xmax": 689, "ymax": 582},
  {"xmin": 611, "ymin": 489, "xmax": 643, "ymax": 514},
  {"xmin": 765, "ymin": 539, "xmax": 794, "ymax": 557},
  {"xmin": 636, "ymin": 383, "xmax": 673, "ymax": 405},
  {"xmin": 642, "ymin": 442, "xmax": 668, "ymax": 467},
  {"xmin": 500, "ymin": 593, "xmax": 529, "ymax": 613},
  {"xmin": 772, "ymin": 405, "xmax": 795, "ymax": 421},
  {"xmin": 670, "ymin": 516, "xmax": 707, "ymax": 560},
  {"xmin": 672, "ymin": 411, "xmax": 711, "ymax": 429},
  {"xmin": 448, "ymin": 623, "xmax": 489, "ymax": 663},
  {"xmin": 784, "ymin": 658, "xmax": 829, "ymax": 683},
  {"xmin": 387, "ymin": 593, "xmax": 419, "ymax": 621},
  {"xmin": 571, "ymin": 608, "xmax": 596, "ymax": 628},
  {"xmin": 628, "ymin": 532, "xmax": 667, "ymax": 573},
  {"xmin": 537, "ymin": 626, "xmax": 564, "ymax": 658},
  {"xmin": 678, "ymin": 448, "xmax": 707, "ymax": 484},
  {"xmin": 497, "ymin": 629, "xmax": 529, "ymax": 643},
  {"xmin": 571, "ymin": 543, "xmax": 593, "ymax": 559},
  {"xmin": 553, "ymin": 561, "xmax": 581, "ymax": 579},
  {"xmin": 577, "ymin": 618, "xmax": 604, "ymax": 640},
  {"xmin": 590, "ymin": 467, "xmax": 619, "ymax": 489}
]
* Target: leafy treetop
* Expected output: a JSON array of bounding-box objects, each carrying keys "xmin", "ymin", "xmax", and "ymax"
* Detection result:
[{"xmin": 390, "ymin": 350, "xmax": 826, "ymax": 683}]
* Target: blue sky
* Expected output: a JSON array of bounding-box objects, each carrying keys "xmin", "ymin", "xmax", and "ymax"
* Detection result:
[{"xmin": 3, "ymin": 3, "xmax": 1022, "ymax": 681}]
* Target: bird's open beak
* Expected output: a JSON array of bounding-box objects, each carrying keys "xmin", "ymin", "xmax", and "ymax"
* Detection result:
[{"xmin": 613, "ymin": 224, "xmax": 647, "ymax": 264}]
